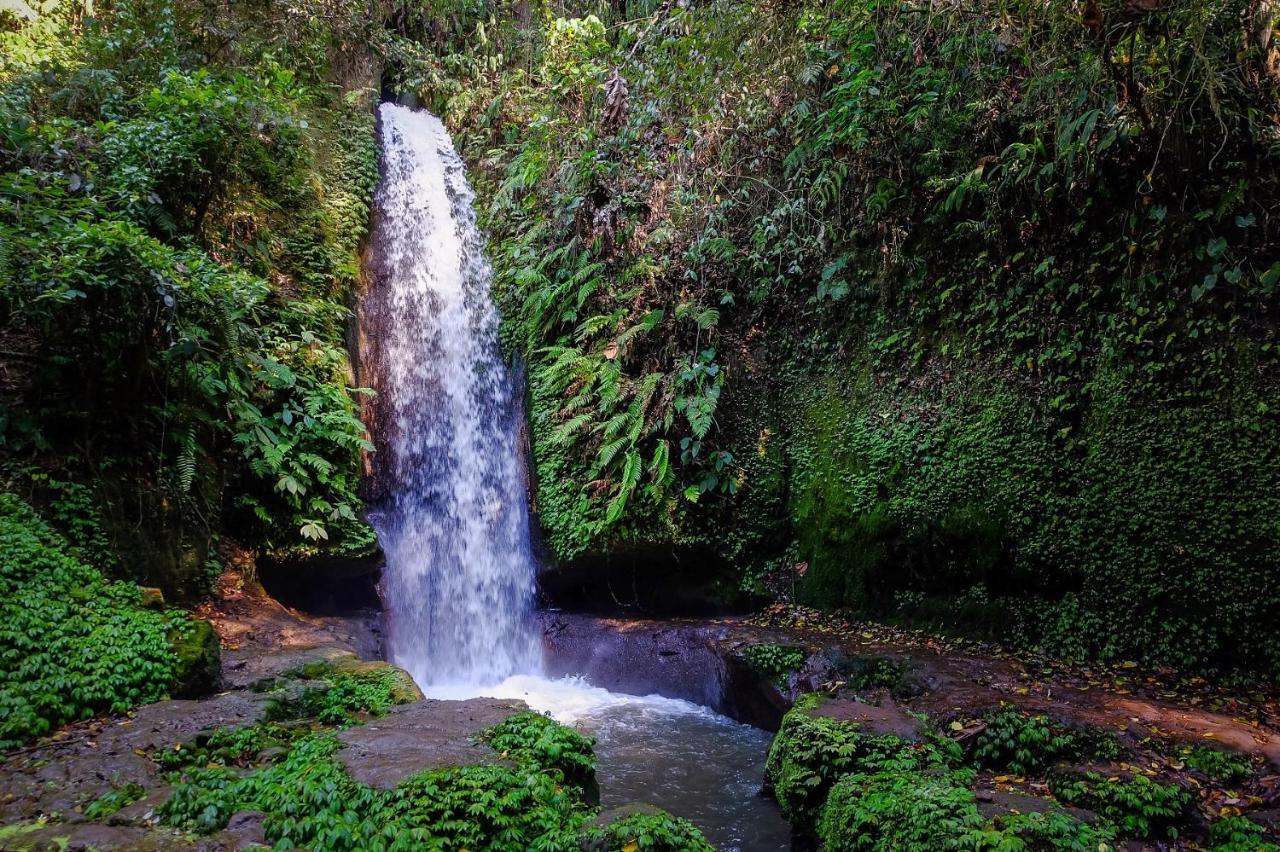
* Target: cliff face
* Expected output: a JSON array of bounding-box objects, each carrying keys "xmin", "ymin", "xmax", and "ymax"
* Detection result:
[{"xmin": 400, "ymin": 0, "xmax": 1280, "ymax": 676}]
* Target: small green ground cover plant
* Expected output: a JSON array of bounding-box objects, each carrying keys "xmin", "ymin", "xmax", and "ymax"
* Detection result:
[
  {"xmin": 1209, "ymin": 815, "xmax": 1280, "ymax": 852},
  {"xmin": 1049, "ymin": 771, "xmax": 1192, "ymax": 840},
  {"xmin": 971, "ymin": 707, "xmax": 1119, "ymax": 775},
  {"xmin": 1179, "ymin": 745, "xmax": 1255, "ymax": 784},
  {"xmin": 83, "ymin": 783, "xmax": 146, "ymax": 820},
  {"xmin": 0, "ymin": 493, "xmax": 199, "ymax": 747},
  {"xmin": 739, "ymin": 643, "xmax": 807, "ymax": 688}
]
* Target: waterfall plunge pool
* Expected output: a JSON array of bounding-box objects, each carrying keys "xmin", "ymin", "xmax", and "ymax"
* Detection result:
[{"xmin": 426, "ymin": 675, "xmax": 791, "ymax": 852}]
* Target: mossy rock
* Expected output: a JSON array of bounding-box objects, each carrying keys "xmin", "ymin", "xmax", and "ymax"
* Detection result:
[
  {"xmin": 169, "ymin": 618, "xmax": 221, "ymax": 699},
  {"xmin": 286, "ymin": 654, "xmax": 424, "ymax": 704},
  {"xmin": 330, "ymin": 657, "xmax": 424, "ymax": 704},
  {"xmin": 765, "ymin": 695, "xmax": 951, "ymax": 833}
]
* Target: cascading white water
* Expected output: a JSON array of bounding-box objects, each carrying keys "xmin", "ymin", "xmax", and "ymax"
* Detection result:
[
  {"xmin": 363, "ymin": 104, "xmax": 789, "ymax": 851},
  {"xmin": 363, "ymin": 103, "xmax": 541, "ymax": 687}
]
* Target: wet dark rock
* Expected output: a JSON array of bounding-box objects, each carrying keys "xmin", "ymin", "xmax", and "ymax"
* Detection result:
[
  {"xmin": 541, "ymin": 613, "xmax": 729, "ymax": 711},
  {"xmin": 336, "ymin": 698, "xmax": 527, "ymax": 789},
  {"xmin": 720, "ymin": 652, "xmax": 791, "ymax": 731},
  {"xmin": 975, "ymin": 788, "xmax": 1098, "ymax": 825},
  {"xmin": 222, "ymin": 810, "xmax": 266, "ymax": 846},
  {"xmin": 0, "ymin": 690, "xmax": 271, "ymax": 825}
]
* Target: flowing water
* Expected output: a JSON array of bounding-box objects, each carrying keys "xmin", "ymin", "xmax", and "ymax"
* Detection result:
[
  {"xmin": 363, "ymin": 104, "xmax": 541, "ymax": 688},
  {"xmin": 364, "ymin": 102, "xmax": 789, "ymax": 850}
]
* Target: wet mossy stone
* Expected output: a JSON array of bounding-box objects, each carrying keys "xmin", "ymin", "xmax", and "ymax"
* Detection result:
[
  {"xmin": 279, "ymin": 654, "xmax": 424, "ymax": 704},
  {"xmin": 169, "ymin": 618, "xmax": 221, "ymax": 698},
  {"xmin": 328, "ymin": 656, "xmax": 423, "ymax": 704}
]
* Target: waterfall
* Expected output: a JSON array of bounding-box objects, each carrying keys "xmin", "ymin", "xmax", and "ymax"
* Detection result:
[{"xmin": 360, "ymin": 103, "xmax": 541, "ymax": 688}]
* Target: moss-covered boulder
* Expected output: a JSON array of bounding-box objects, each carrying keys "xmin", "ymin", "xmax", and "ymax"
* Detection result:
[
  {"xmin": 328, "ymin": 655, "xmax": 423, "ymax": 705},
  {"xmin": 169, "ymin": 619, "xmax": 221, "ymax": 699},
  {"xmin": 765, "ymin": 695, "xmax": 952, "ymax": 832}
]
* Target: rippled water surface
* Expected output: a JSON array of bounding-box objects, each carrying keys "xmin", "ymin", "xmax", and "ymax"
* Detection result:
[{"xmin": 428, "ymin": 676, "xmax": 791, "ymax": 851}]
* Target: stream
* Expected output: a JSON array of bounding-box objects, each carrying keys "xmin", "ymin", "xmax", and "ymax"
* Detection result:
[{"xmin": 429, "ymin": 676, "xmax": 791, "ymax": 851}]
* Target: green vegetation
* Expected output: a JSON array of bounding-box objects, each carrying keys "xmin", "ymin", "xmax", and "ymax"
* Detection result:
[
  {"xmin": 1210, "ymin": 815, "xmax": 1280, "ymax": 852},
  {"xmin": 0, "ymin": 492, "xmax": 212, "ymax": 747},
  {"xmin": 83, "ymin": 783, "xmax": 145, "ymax": 820},
  {"xmin": 1049, "ymin": 771, "xmax": 1193, "ymax": 840},
  {"xmin": 765, "ymin": 696, "xmax": 958, "ymax": 829},
  {"xmin": 398, "ymin": 0, "xmax": 1280, "ymax": 677},
  {"xmin": 763, "ymin": 698, "xmax": 1248, "ymax": 847},
  {"xmin": 581, "ymin": 810, "xmax": 715, "ymax": 852},
  {"xmin": 739, "ymin": 643, "xmax": 807, "ymax": 688},
  {"xmin": 266, "ymin": 664, "xmax": 417, "ymax": 727},
  {"xmin": 816, "ymin": 768, "xmax": 1117, "ymax": 851},
  {"xmin": 158, "ymin": 711, "xmax": 707, "ymax": 851},
  {"xmin": 971, "ymin": 707, "xmax": 1119, "ymax": 775},
  {"xmin": 1179, "ymin": 744, "xmax": 1256, "ymax": 784},
  {"xmin": 817, "ymin": 769, "xmax": 985, "ymax": 851},
  {"xmin": 0, "ymin": 0, "xmax": 386, "ymax": 594}
]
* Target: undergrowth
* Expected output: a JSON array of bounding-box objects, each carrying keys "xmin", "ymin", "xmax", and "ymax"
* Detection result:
[{"xmin": 0, "ymin": 493, "xmax": 194, "ymax": 747}]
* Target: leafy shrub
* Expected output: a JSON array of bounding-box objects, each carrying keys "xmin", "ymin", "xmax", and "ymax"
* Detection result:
[
  {"xmin": 817, "ymin": 769, "xmax": 1116, "ymax": 851},
  {"xmin": 971, "ymin": 708, "xmax": 1119, "ymax": 775},
  {"xmin": 1209, "ymin": 815, "xmax": 1279, "ymax": 852},
  {"xmin": 1049, "ymin": 771, "xmax": 1192, "ymax": 839},
  {"xmin": 484, "ymin": 711, "xmax": 597, "ymax": 792},
  {"xmin": 838, "ymin": 654, "xmax": 906, "ymax": 693},
  {"xmin": 581, "ymin": 811, "xmax": 715, "ymax": 852},
  {"xmin": 983, "ymin": 810, "xmax": 1117, "ymax": 851},
  {"xmin": 0, "ymin": 493, "xmax": 190, "ymax": 746},
  {"xmin": 1180, "ymin": 745, "xmax": 1255, "ymax": 784},
  {"xmin": 817, "ymin": 769, "xmax": 986, "ymax": 851},
  {"xmin": 739, "ymin": 643, "xmax": 807, "ymax": 688},
  {"xmin": 153, "ymin": 722, "xmax": 303, "ymax": 771}
]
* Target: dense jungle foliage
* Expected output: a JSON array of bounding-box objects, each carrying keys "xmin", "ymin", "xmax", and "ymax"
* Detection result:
[
  {"xmin": 396, "ymin": 0, "xmax": 1280, "ymax": 677},
  {"xmin": 0, "ymin": 0, "xmax": 395, "ymax": 594},
  {"xmin": 0, "ymin": 492, "xmax": 216, "ymax": 747}
]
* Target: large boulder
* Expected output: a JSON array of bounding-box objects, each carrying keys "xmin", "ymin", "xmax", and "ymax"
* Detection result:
[{"xmin": 169, "ymin": 618, "xmax": 221, "ymax": 699}]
